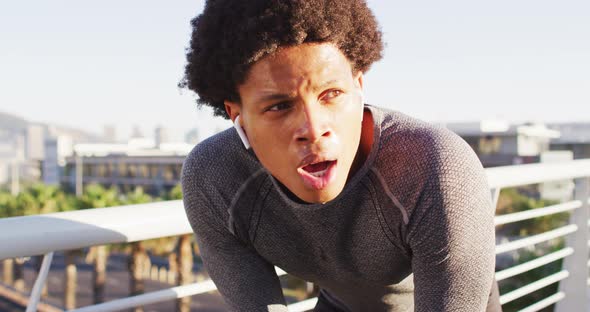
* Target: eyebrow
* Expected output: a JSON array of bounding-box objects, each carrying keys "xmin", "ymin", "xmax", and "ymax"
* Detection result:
[
  {"xmin": 255, "ymin": 79, "xmax": 340, "ymax": 103},
  {"xmin": 257, "ymin": 93, "xmax": 295, "ymax": 103}
]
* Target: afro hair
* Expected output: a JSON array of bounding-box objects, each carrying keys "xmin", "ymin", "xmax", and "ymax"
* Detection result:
[{"xmin": 179, "ymin": 0, "xmax": 384, "ymax": 118}]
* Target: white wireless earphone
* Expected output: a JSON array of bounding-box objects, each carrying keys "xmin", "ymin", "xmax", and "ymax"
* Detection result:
[
  {"xmin": 360, "ymin": 90, "xmax": 365, "ymax": 121},
  {"xmin": 234, "ymin": 115, "xmax": 251, "ymax": 149}
]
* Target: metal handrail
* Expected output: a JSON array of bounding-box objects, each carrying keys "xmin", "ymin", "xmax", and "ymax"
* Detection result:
[
  {"xmin": 1, "ymin": 159, "xmax": 589, "ymax": 311},
  {"xmin": 519, "ymin": 292, "xmax": 565, "ymax": 312},
  {"xmin": 485, "ymin": 159, "xmax": 590, "ymax": 188},
  {"xmin": 3, "ymin": 159, "xmax": 590, "ymax": 260},
  {"xmin": 70, "ymin": 268, "xmax": 290, "ymax": 312},
  {"xmin": 495, "ymin": 248, "xmax": 574, "ymax": 281},
  {"xmin": 499, "ymin": 270, "xmax": 570, "ymax": 305},
  {"xmin": 495, "ymin": 224, "xmax": 578, "ymax": 255},
  {"xmin": 494, "ymin": 200, "xmax": 582, "ymax": 226},
  {"xmin": 0, "ymin": 200, "xmax": 190, "ymax": 260}
]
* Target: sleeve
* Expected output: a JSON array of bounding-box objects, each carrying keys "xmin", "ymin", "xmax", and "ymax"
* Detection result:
[
  {"xmin": 406, "ymin": 132, "xmax": 496, "ymax": 311},
  {"xmin": 181, "ymin": 154, "xmax": 288, "ymax": 312}
]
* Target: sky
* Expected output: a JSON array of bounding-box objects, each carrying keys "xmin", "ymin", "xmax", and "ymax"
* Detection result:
[{"xmin": 0, "ymin": 0, "xmax": 588, "ymax": 141}]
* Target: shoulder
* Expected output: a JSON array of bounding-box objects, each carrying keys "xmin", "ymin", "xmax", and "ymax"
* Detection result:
[
  {"xmin": 181, "ymin": 127, "xmax": 270, "ymax": 243},
  {"xmin": 369, "ymin": 107, "xmax": 490, "ymax": 228},
  {"xmin": 181, "ymin": 127, "xmax": 261, "ymax": 188},
  {"xmin": 372, "ymin": 106, "xmax": 483, "ymax": 182},
  {"xmin": 183, "ymin": 128, "xmax": 242, "ymax": 176},
  {"xmin": 181, "ymin": 127, "xmax": 264, "ymax": 219}
]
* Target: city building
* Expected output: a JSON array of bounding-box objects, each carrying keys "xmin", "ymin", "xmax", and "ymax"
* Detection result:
[
  {"xmin": 0, "ymin": 111, "xmax": 101, "ymax": 188},
  {"xmin": 549, "ymin": 122, "xmax": 590, "ymax": 159},
  {"xmin": 442, "ymin": 120, "xmax": 560, "ymax": 167},
  {"xmin": 102, "ymin": 125, "xmax": 117, "ymax": 143},
  {"xmin": 154, "ymin": 126, "xmax": 169, "ymax": 148},
  {"xmin": 185, "ymin": 128, "xmax": 200, "ymax": 145},
  {"xmin": 0, "ymin": 113, "xmax": 42, "ymax": 187},
  {"xmin": 61, "ymin": 138, "xmax": 194, "ymax": 196},
  {"xmin": 0, "ymin": 129, "xmax": 26, "ymax": 193}
]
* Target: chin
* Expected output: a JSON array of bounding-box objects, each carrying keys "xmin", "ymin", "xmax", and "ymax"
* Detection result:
[{"xmin": 300, "ymin": 185, "xmax": 345, "ymax": 204}]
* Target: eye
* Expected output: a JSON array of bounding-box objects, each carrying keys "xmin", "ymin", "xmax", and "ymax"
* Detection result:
[
  {"xmin": 267, "ymin": 101, "xmax": 292, "ymax": 112},
  {"xmin": 321, "ymin": 89, "xmax": 343, "ymax": 101}
]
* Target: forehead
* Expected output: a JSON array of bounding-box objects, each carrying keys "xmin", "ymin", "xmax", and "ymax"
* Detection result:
[{"xmin": 239, "ymin": 43, "xmax": 354, "ymax": 97}]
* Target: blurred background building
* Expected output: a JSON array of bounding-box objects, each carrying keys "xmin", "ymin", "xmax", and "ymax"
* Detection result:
[
  {"xmin": 61, "ymin": 138, "xmax": 192, "ymax": 196},
  {"xmin": 0, "ymin": 111, "xmax": 205, "ymax": 197},
  {"xmin": 443, "ymin": 120, "xmax": 560, "ymax": 167}
]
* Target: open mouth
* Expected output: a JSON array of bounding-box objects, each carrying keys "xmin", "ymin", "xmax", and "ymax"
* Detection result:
[
  {"xmin": 302, "ymin": 160, "xmax": 335, "ymax": 177},
  {"xmin": 297, "ymin": 160, "xmax": 338, "ymax": 190}
]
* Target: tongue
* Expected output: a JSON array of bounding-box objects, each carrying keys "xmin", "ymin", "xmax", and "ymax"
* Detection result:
[{"xmin": 303, "ymin": 161, "xmax": 330, "ymax": 173}]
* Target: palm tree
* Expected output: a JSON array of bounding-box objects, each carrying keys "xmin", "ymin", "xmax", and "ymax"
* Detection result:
[{"xmin": 78, "ymin": 184, "xmax": 120, "ymax": 304}]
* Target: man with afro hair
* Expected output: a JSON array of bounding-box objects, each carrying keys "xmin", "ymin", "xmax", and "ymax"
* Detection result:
[{"xmin": 180, "ymin": 0, "xmax": 501, "ymax": 311}]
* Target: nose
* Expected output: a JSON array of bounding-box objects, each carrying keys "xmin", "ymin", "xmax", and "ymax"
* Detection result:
[{"xmin": 293, "ymin": 102, "xmax": 332, "ymax": 144}]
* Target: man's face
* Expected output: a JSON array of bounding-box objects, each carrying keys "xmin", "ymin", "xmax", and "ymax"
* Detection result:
[{"xmin": 226, "ymin": 43, "xmax": 364, "ymax": 203}]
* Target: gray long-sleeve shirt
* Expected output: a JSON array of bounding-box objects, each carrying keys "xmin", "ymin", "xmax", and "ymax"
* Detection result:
[{"xmin": 181, "ymin": 105, "xmax": 498, "ymax": 311}]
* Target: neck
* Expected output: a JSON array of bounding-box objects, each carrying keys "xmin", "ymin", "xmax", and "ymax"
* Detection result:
[{"xmin": 348, "ymin": 109, "xmax": 374, "ymax": 181}]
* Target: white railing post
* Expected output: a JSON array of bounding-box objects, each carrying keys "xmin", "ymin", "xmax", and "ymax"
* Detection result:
[
  {"xmin": 556, "ymin": 177, "xmax": 589, "ymax": 312},
  {"xmin": 26, "ymin": 252, "xmax": 54, "ymax": 312},
  {"xmin": 491, "ymin": 187, "xmax": 501, "ymax": 209}
]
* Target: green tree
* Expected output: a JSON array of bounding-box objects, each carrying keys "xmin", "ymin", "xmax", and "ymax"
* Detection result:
[
  {"xmin": 497, "ymin": 188, "xmax": 567, "ymax": 237},
  {"xmin": 0, "ymin": 190, "xmax": 18, "ymax": 286},
  {"xmin": 166, "ymin": 184, "xmax": 183, "ymax": 201},
  {"xmin": 0, "ymin": 190, "xmax": 19, "ymax": 218},
  {"xmin": 496, "ymin": 188, "xmax": 568, "ymax": 312}
]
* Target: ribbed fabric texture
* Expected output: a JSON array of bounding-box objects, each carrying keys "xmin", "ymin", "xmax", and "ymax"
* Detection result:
[{"xmin": 181, "ymin": 105, "xmax": 498, "ymax": 312}]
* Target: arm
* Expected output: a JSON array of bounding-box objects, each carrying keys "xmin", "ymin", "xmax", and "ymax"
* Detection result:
[
  {"xmin": 407, "ymin": 133, "xmax": 496, "ymax": 311},
  {"xmin": 181, "ymin": 157, "xmax": 287, "ymax": 312}
]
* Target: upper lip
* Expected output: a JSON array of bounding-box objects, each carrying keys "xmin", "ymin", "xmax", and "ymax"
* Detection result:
[{"xmin": 297, "ymin": 153, "xmax": 337, "ymax": 169}]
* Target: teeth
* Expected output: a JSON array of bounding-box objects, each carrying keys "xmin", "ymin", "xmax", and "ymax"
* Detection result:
[{"xmin": 309, "ymin": 168, "xmax": 328, "ymax": 177}]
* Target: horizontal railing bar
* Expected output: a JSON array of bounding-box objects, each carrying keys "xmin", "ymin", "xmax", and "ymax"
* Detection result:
[
  {"xmin": 495, "ymin": 248, "xmax": 573, "ymax": 281},
  {"xmin": 0, "ymin": 200, "xmax": 191, "ymax": 260},
  {"xmin": 288, "ymin": 298, "xmax": 319, "ymax": 312},
  {"xmin": 485, "ymin": 159, "xmax": 590, "ymax": 189},
  {"xmin": 71, "ymin": 267, "xmax": 289, "ymax": 312},
  {"xmin": 70, "ymin": 280, "xmax": 216, "ymax": 312},
  {"xmin": 494, "ymin": 201, "xmax": 581, "ymax": 226},
  {"xmin": 499, "ymin": 270, "xmax": 569, "ymax": 305},
  {"xmin": 518, "ymin": 292, "xmax": 565, "ymax": 312},
  {"xmin": 495, "ymin": 225, "xmax": 578, "ymax": 255}
]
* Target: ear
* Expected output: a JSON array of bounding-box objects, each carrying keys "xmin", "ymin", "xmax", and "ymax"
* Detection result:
[
  {"xmin": 224, "ymin": 100, "xmax": 241, "ymax": 123},
  {"xmin": 226, "ymin": 101, "xmax": 251, "ymax": 149},
  {"xmin": 353, "ymin": 71, "xmax": 364, "ymax": 91}
]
